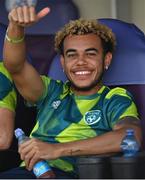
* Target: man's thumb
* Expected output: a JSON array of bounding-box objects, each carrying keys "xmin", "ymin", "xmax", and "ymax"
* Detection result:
[{"xmin": 37, "ymin": 7, "xmax": 50, "ymax": 21}]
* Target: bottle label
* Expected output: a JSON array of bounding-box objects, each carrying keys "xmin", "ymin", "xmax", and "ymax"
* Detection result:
[{"xmin": 33, "ymin": 161, "xmax": 51, "ymax": 177}]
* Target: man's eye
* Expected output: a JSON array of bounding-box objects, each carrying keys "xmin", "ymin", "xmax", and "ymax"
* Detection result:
[
  {"xmin": 87, "ymin": 52, "xmax": 96, "ymax": 57},
  {"xmin": 67, "ymin": 54, "xmax": 76, "ymax": 58}
]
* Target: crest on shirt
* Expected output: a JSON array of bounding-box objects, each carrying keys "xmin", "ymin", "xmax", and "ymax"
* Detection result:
[
  {"xmin": 52, "ymin": 100, "xmax": 61, "ymax": 109},
  {"xmin": 84, "ymin": 110, "xmax": 101, "ymax": 125}
]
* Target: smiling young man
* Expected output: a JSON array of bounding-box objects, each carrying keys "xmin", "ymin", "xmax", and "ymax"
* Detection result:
[{"xmin": 0, "ymin": 5, "xmax": 142, "ymax": 179}]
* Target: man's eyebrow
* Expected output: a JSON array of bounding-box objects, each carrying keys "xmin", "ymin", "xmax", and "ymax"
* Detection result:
[
  {"xmin": 65, "ymin": 49, "xmax": 77, "ymax": 54},
  {"xmin": 85, "ymin": 48, "xmax": 98, "ymax": 52},
  {"xmin": 65, "ymin": 48, "xmax": 98, "ymax": 55}
]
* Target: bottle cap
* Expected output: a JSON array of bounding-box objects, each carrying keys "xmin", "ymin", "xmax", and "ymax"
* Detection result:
[
  {"xmin": 14, "ymin": 128, "xmax": 24, "ymax": 138},
  {"xmin": 126, "ymin": 129, "xmax": 134, "ymax": 134}
]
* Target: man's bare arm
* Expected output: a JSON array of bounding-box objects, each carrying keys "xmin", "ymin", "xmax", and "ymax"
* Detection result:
[
  {"xmin": 4, "ymin": 6, "xmax": 50, "ymax": 103},
  {"xmin": 0, "ymin": 108, "xmax": 15, "ymax": 149},
  {"xmin": 57, "ymin": 117, "xmax": 142, "ymax": 157}
]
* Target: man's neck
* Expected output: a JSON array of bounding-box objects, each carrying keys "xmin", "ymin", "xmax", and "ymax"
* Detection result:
[{"xmin": 71, "ymin": 84, "xmax": 103, "ymax": 96}]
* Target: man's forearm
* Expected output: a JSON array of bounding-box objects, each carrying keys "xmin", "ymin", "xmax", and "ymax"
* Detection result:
[
  {"xmin": 57, "ymin": 125, "xmax": 142, "ymax": 157},
  {"xmin": 58, "ymin": 131, "xmax": 122, "ymax": 157},
  {"xmin": 0, "ymin": 109, "xmax": 15, "ymax": 149},
  {"xmin": 4, "ymin": 22, "xmax": 26, "ymax": 74}
]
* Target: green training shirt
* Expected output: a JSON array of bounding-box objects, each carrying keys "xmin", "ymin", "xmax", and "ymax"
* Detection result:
[
  {"xmin": 0, "ymin": 62, "xmax": 16, "ymax": 111},
  {"xmin": 29, "ymin": 76, "xmax": 139, "ymax": 173}
]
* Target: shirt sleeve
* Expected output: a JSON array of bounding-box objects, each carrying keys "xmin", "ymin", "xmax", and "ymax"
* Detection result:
[
  {"xmin": 104, "ymin": 87, "xmax": 139, "ymax": 128},
  {"xmin": 35, "ymin": 76, "xmax": 64, "ymax": 110}
]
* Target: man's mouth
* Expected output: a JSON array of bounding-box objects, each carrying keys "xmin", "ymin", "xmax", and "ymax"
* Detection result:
[{"xmin": 74, "ymin": 71, "xmax": 91, "ymax": 75}]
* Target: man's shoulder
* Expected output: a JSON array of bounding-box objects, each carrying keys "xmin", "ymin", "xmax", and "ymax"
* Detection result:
[{"xmin": 105, "ymin": 86, "xmax": 132, "ymax": 99}]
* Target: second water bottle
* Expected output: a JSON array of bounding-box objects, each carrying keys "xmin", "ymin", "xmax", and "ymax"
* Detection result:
[{"xmin": 120, "ymin": 129, "xmax": 140, "ymax": 157}]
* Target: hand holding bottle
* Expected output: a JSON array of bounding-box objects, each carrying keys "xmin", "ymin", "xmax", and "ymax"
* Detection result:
[
  {"xmin": 15, "ymin": 128, "xmax": 55, "ymax": 178},
  {"xmin": 18, "ymin": 137, "xmax": 59, "ymax": 171}
]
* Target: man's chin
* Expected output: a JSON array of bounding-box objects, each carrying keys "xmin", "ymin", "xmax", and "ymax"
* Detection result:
[{"xmin": 71, "ymin": 83, "xmax": 97, "ymax": 91}]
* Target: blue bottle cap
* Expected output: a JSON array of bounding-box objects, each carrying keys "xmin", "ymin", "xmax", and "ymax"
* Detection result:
[
  {"xmin": 14, "ymin": 128, "xmax": 24, "ymax": 138},
  {"xmin": 126, "ymin": 129, "xmax": 134, "ymax": 134}
]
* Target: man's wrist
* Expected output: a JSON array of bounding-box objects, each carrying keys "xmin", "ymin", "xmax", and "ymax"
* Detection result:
[
  {"xmin": 5, "ymin": 29, "xmax": 25, "ymax": 44},
  {"xmin": 6, "ymin": 23, "xmax": 25, "ymax": 44}
]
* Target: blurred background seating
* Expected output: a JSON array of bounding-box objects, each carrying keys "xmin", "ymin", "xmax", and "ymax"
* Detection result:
[{"xmin": 0, "ymin": 23, "xmax": 6, "ymax": 60}]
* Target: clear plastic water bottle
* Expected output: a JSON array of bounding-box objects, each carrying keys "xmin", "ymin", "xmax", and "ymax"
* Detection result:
[
  {"xmin": 120, "ymin": 129, "xmax": 140, "ymax": 157},
  {"xmin": 15, "ymin": 128, "xmax": 55, "ymax": 178},
  {"xmin": 5, "ymin": 0, "xmax": 38, "ymax": 12}
]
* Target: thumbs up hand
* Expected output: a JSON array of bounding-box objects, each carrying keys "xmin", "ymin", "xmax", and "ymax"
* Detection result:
[{"xmin": 8, "ymin": 5, "xmax": 50, "ymax": 27}]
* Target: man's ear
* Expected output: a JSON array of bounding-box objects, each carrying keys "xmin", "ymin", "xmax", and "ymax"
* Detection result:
[{"xmin": 104, "ymin": 52, "xmax": 112, "ymax": 70}]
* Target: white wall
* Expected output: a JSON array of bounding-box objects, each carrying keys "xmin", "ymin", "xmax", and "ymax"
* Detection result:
[
  {"xmin": 73, "ymin": 0, "xmax": 116, "ymax": 19},
  {"xmin": 73, "ymin": 0, "xmax": 145, "ymax": 33},
  {"xmin": 131, "ymin": 0, "xmax": 145, "ymax": 33}
]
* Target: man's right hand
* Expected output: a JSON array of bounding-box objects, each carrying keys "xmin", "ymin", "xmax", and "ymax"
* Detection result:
[{"xmin": 8, "ymin": 6, "xmax": 50, "ymax": 27}]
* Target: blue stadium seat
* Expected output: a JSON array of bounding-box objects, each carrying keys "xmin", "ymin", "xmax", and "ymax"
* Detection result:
[
  {"xmin": 98, "ymin": 18, "xmax": 145, "ymax": 85},
  {"xmin": 48, "ymin": 54, "xmax": 67, "ymax": 81}
]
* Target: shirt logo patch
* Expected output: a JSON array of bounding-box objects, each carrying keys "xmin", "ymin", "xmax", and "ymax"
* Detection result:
[
  {"xmin": 84, "ymin": 110, "xmax": 101, "ymax": 125},
  {"xmin": 52, "ymin": 100, "xmax": 61, "ymax": 109}
]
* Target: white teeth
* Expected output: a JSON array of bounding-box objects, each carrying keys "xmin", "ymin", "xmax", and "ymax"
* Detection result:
[{"xmin": 75, "ymin": 71, "xmax": 91, "ymax": 75}]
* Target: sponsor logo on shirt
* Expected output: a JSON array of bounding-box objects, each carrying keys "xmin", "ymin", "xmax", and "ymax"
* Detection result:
[
  {"xmin": 52, "ymin": 100, "xmax": 61, "ymax": 109},
  {"xmin": 84, "ymin": 110, "xmax": 101, "ymax": 125}
]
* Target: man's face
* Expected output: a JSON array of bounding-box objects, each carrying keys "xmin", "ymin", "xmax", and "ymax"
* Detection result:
[{"xmin": 61, "ymin": 34, "xmax": 112, "ymax": 94}]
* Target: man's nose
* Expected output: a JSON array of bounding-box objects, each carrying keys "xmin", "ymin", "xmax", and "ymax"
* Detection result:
[{"xmin": 77, "ymin": 54, "xmax": 87, "ymax": 65}]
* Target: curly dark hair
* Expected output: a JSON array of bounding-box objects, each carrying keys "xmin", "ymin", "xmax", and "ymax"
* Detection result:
[{"xmin": 55, "ymin": 19, "xmax": 116, "ymax": 55}]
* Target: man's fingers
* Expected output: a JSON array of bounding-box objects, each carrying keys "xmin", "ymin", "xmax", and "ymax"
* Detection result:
[
  {"xmin": 8, "ymin": 6, "xmax": 50, "ymax": 27},
  {"xmin": 37, "ymin": 7, "xmax": 50, "ymax": 21},
  {"xmin": 29, "ymin": 6, "xmax": 36, "ymax": 22},
  {"xmin": 8, "ymin": 8, "xmax": 18, "ymax": 22}
]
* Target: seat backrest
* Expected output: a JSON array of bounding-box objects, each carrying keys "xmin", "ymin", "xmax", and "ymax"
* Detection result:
[
  {"xmin": 99, "ymin": 18, "xmax": 145, "ymax": 85},
  {"xmin": 48, "ymin": 54, "xmax": 67, "ymax": 81}
]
